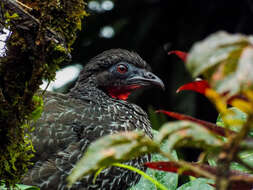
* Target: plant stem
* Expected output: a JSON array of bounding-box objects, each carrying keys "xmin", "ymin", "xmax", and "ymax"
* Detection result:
[
  {"xmin": 112, "ymin": 163, "xmax": 168, "ymax": 190},
  {"xmin": 158, "ymin": 150, "xmax": 216, "ymax": 180},
  {"xmin": 216, "ymin": 114, "xmax": 253, "ymax": 190}
]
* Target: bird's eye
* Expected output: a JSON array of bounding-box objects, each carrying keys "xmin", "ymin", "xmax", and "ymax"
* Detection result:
[{"xmin": 117, "ymin": 64, "xmax": 128, "ymax": 74}]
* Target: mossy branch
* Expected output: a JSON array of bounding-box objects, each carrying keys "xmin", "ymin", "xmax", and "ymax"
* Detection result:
[{"xmin": 0, "ymin": 0, "xmax": 86, "ymax": 186}]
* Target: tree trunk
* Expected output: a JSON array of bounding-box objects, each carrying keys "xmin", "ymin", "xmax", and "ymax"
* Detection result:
[{"xmin": 0, "ymin": 0, "xmax": 86, "ymax": 186}]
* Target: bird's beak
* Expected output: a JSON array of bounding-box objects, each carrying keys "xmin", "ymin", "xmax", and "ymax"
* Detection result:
[{"xmin": 127, "ymin": 70, "xmax": 165, "ymax": 90}]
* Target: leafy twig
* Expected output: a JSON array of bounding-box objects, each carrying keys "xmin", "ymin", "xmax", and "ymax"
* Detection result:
[{"xmin": 216, "ymin": 115, "xmax": 253, "ymax": 190}]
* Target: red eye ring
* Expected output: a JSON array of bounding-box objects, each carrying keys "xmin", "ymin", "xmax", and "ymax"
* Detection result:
[{"xmin": 117, "ymin": 64, "xmax": 128, "ymax": 74}]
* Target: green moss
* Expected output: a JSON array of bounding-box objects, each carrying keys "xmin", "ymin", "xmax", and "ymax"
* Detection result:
[
  {"xmin": 4, "ymin": 11, "xmax": 19, "ymax": 23},
  {"xmin": 0, "ymin": 0, "xmax": 86, "ymax": 186},
  {"xmin": 0, "ymin": 124, "xmax": 34, "ymax": 185},
  {"xmin": 28, "ymin": 95, "xmax": 44, "ymax": 121}
]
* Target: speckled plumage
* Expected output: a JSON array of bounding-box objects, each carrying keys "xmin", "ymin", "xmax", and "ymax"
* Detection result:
[{"xmin": 22, "ymin": 49, "xmax": 156, "ymax": 190}]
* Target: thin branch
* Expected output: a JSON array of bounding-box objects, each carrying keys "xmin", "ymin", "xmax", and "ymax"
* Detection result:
[
  {"xmin": 15, "ymin": 0, "xmax": 33, "ymax": 11},
  {"xmin": 1, "ymin": 0, "xmax": 39, "ymax": 27},
  {"xmin": 216, "ymin": 115, "xmax": 253, "ymax": 190},
  {"xmin": 41, "ymin": 81, "xmax": 51, "ymax": 95},
  {"xmin": 158, "ymin": 149, "xmax": 216, "ymax": 180},
  {"xmin": 230, "ymin": 175, "xmax": 253, "ymax": 183},
  {"xmin": 1, "ymin": 0, "xmax": 68, "ymax": 53}
]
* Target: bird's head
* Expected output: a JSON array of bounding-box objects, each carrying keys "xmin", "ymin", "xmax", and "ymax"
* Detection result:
[{"xmin": 76, "ymin": 49, "xmax": 164, "ymax": 100}]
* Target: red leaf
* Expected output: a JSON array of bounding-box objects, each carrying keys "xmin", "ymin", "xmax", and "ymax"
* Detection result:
[
  {"xmin": 156, "ymin": 110, "xmax": 236, "ymax": 136},
  {"xmin": 145, "ymin": 161, "xmax": 198, "ymax": 176},
  {"xmin": 145, "ymin": 161, "xmax": 253, "ymax": 190},
  {"xmin": 176, "ymin": 80, "xmax": 210, "ymax": 94},
  {"xmin": 168, "ymin": 50, "xmax": 188, "ymax": 62}
]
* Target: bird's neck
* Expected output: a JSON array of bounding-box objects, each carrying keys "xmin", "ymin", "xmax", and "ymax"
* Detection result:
[
  {"xmin": 69, "ymin": 75, "xmax": 135, "ymax": 101},
  {"xmin": 69, "ymin": 75, "xmax": 111, "ymax": 101},
  {"xmin": 69, "ymin": 75, "xmax": 149, "ymax": 122}
]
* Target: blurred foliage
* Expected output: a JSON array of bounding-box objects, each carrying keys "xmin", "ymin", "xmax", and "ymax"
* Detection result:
[{"xmin": 148, "ymin": 107, "xmax": 167, "ymax": 130}]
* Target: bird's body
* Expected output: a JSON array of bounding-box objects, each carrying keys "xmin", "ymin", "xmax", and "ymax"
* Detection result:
[{"xmin": 22, "ymin": 49, "xmax": 163, "ymax": 190}]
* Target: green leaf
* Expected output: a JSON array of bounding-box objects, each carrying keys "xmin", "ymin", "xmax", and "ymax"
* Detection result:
[
  {"xmin": 207, "ymin": 149, "xmax": 219, "ymax": 167},
  {"xmin": 177, "ymin": 178, "xmax": 214, "ymax": 190},
  {"xmin": 231, "ymin": 150, "xmax": 253, "ymax": 173},
  {"xmin": 215, "ymin": 107, "xmax": 253, "ymax": 173},
  {"xmin": 29, "ymin": 95, "xmax": 44, "ymax": 121},
  {"xmin": 130, "ymin": 164, "xmax": 177, "ymax": 190},
  {"xmin": 15, "ymin": 184, "xmax": 40, "ymax": 190},
  {"xmin": 67, "ymin": 131, "xmax": 158, "ymax": 186},
  {"xmin": 142, "ymin": 152, "xmax": 178, "ymax": 190},
  {"xmin": 131, "ymin": 130, "xmax": 178, "ymax": 190},
  {"xmin": 216, "ymin": 107, "xmax": 247, "ymax": 132},
  {"xmin": 114, "ymin": 163, "xmax": 168, "ymax": 190},
  {"xmin": 216, "ymin": 106, "xmax": 253, "ymax": 142},
  {"xmin": 155, "ymin": 121, "xmax": 222, "ymax": 152},
  {"xmin": 215, "ymin": 46, "xmax": 253, "ymax": 95}
]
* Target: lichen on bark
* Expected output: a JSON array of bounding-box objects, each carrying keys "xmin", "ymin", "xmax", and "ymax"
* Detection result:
[{"xmin": 0, "ymin": 0, "xmax": 86, "ymax": 186}]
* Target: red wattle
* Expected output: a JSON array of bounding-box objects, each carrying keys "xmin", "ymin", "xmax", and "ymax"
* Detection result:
[
  {"xmin": 107, "ymin": 85, "xmax": 141, "ymax": 100},
  {"xmin": 109, "ymin": 91, "xmax": 131, "ymax": 101}
]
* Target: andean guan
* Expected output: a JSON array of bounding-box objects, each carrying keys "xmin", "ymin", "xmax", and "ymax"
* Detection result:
[{"xmin": 22, "ymin": 49, "xmax": 164, "ymax": 190}]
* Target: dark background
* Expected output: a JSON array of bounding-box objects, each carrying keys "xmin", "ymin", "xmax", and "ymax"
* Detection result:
[{"xmin": 67, "ymin": 0, "xmax": 253, "ymax": 127}]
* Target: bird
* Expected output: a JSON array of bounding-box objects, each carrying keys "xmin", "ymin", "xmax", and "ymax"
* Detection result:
[{"xmin": 22, "ymin": 49, "xmax": 164, "ymax": 190}]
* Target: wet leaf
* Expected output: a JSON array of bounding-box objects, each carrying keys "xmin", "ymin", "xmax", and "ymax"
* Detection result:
[
  {"xmin": 155, "ymin": 121, "xmax": 222, "ymax": 152},
  {"xmin": 67, "ymin": 131, "xmax": 158, "ymax": 186}
]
